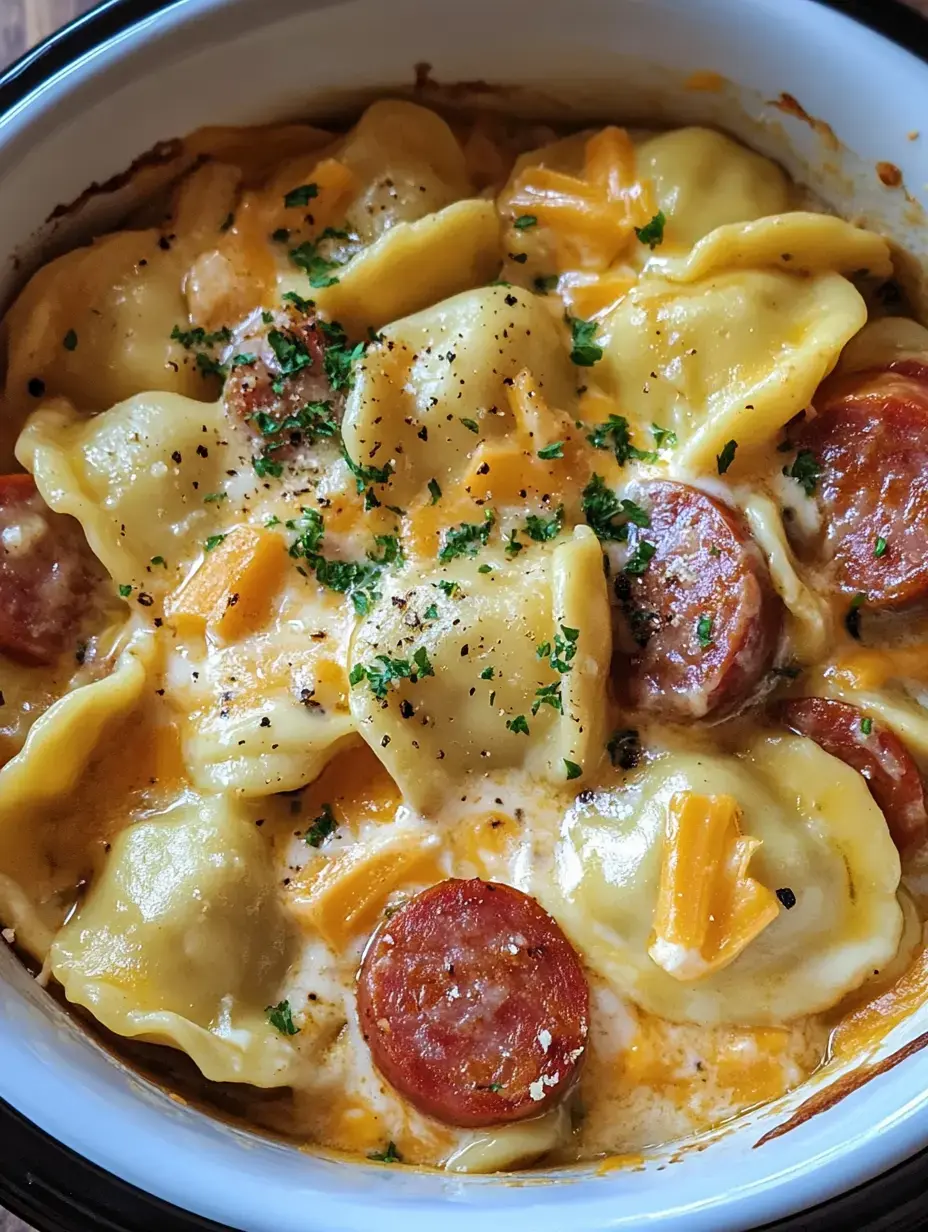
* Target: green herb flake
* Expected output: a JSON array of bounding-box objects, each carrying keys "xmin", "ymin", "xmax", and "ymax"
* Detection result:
[
  {"xmin": 564, "ymin": 759, "xmax": 582, "ymax": 780},
  {"xmin": 230, "ymin": 353, "xmax": 257, "ymax": 369},
  {"xmin": 861, "ymin": 716, "xmax": 873, "ymax": 736},
  {"xmin": 423, "ymin": 603, "xmax": 439, "ymax": 621},
  {"xmin": 696, "ymin": 613, "xmax": 713, "ymax": 648},
  {"xmin": 262, "ymin": 310, "xmax": 275, "ymax": 324},
  {"xmin": 505, "ymin": 529, "xmax": 523, "ymax": 558},
  {"xmin": 532, "ymin": 680, "xmax": 563, "ymax": 716},
  {"xmin": 716, "ymin": 439, "xmax": 738, "ymax": 475},
  {"xmin": 284, "ymin": 183, "xmax": 319, "ymax": 208},
  {"xmin": 874, "ymin": 536, "xmax": 888, "ymax": 558},
  {"xmin": 538, "ymin": 440, "xmax": 564, "ymax": 460},
  {"xmin": 63, "ymin": 329, "xmax": 78, "ymax": 352},
  {"xmin": 460, "ymin": 417, "xmax": 480, "ymax": 434},
  {"xmin": 253, "ymin": 454, "xmax": 284, "ymax": 480},
  {"xmin": 265, "ymin": 515, "xmax": 281, "ymax": 528},
  {"xmin": 586, "ymin": 414, "xmax": 657, "ymax": 466},
  {"xmin": 428, "ymin": 478, "xmax": 442, "ymax": 505},
  {"xmin": 438, "ymin": 511, "xmax": 495, "ymax": 563},
  {"xmin": 348, "ymin": 664, "xmax": 366, "ymax": 686},
  {"xmin": 478, "ymin": 564, "xmax": 493, "ymax": 574},
  {"xmin": 118, "ymin": 583, "xmax": 133, "ymax": 598},
  {"xmin": 634, "ymin": 210, "xmax": 666, "ymax": 250},
  {"xmin": 651, "ymin": 422, "xmax": 677, "ymax": 449},
  {"xmin": 267, "ymin": 1000, "xmax": 299, "ymax": 1036},
  {"xmin": 437, "ymin": 579, "xmax": 462, "ymax": 598},
  {"xmin": 514, "ymin": 214, "xmax": 538, "ymax": 230},
  {"xmin": 480, "ymin": 666, "xmax": 495, "ymax": 680},
  {"xmin": 785, "ymin": 448, "xmax": 822, "ymax": 496},
  {"xmin": 304, "ymin": 803, "xmax": 338, "ymax": 847},
  {"xmin": 413, "ymin": 646, "xmax": 434, "ymax": 679},
  {"xmin": 524, "ymin": 504, "xmax": 564, "ymax": 543},
  {"xmin": 568, "ymin": 316, "xmax": 603, "ymax": 367},
  {"xmin": 581, "ymin": 475, "xmax": 651, "ymax": 542},
  {"xmin": 625, "ymin": 540, "xmax": 656, "ymax": 575},
  {"xmin": 203, "ymin": 491, "xmax": 227, "ymax": 503},
  {"xmin": 342, "ymin": 445, "xmax": 393, "ymax": 494},
  {"xmin": 282, "ymin": 290, "xmax": 315, "ymax": 314},
  {"xmin": 204, "ymin": 534, "xmax": 227, "ymax": 552},
  {"xmin": 506, "ymin": 714, "xmax": 530, "ymax": 735},
  {"xmin": 290, "ymin": 238, "xmax": 342, "ymax": 289},
  {"xmin": 368, "ymin": 1142, "xmax": 402, "ymax": 1164},
  {"xmin": 170, "ymin": 324, "xmax": 232, "ymax": 350},
  {"xmin": 150, "ymin": 556, "xmax": 167, "ymax": 568}
]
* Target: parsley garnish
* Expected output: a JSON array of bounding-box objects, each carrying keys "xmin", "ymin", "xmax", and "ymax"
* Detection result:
[
  {"xmin": 460, "ymin": 417, "xmax": 480, "ymax": 434},
  {"xmin": 265, "ymin": 515, "xmax": 281, "ymax": 528},
  {"xmin": 195, "ymin": 352, "xmax": 227, "ymax": 379},
  {"xmin": 564, "ymin": 759, "xmax": 582, "ymax": 780},
  {"xmin": 290, "ymin": 240, "xmax": 341, "ymax": 288},
  {"xmin": 568, "ymin": 316, "xmax": 603, "ymax": 367},
  {"xmin": 514, "ymin": 214, "xmax": 538, "ymax": 230},
  {"xmin": 150, "ymin": 555, "xmax": 166, "ymax": 568},
  {"xmin": 361, "ymin": 655, "xmax": 412, "ymax": 699},
  {"xmin": 478, "ymin": 563, "xmax": 493, "ymax": 574},
  {"xmin": 423, "ymin": 603, "xmax": 439, "ymax": 621},
  {"xmin": 581, "ymin": 475, "xmax": 650, "ymax": 542},
  {"xmin": 348, "ymin": 664, "xmax": 365, "ymax": 686},
  {"xmin": 287, "ymin": 508, "xmax": 397, "ymax": 614},
  {"xmin": 875, "ymin": 536, "xmax": 888, "ymax": 558},
  {"xmin": 625, "ymin": 540, "xmax": 656, "ymax": 575},
  {"xmin": 437, "ymin": 579, "xmax": 462, "ymax": 598},
  {"xmin": 304, "ymin": 803, "xmax": 338, "ymax": 847},
  {"xmin": 549, "ymin": 625, "xmax": 580, "ymax": 673},
  {"xmin": 480, "ymin": 666, "xmax": 495, "ymax": 680},
  {"xmin": 170, "ymin": 324, "xmax": 232, "ymax": 350},
  {"xmin": 506, "ymin": 714, "xmax": 530, "ymax": 735},
  {"xmin": 634, "ymin": 210, "xmax": 666, "ymax": 249},
  {"xmin": 538, "ymin": 440, "xmax": 564, "ymax": 460},
  {"xmin": 696, "ymin": 614, "xmax": 713, "ymax": 647},
  {"xmin": 412, "ymin": 646, "xmax": 434, "ymax": 679},
  {"xmin": 253, "ymin": 454, "xmax": 284, "ymax": 480},
  {"xmin": 524, "ymin": 504, "xmax": 564, "ymax": 542},
  {"xmin": 428, "ymin": 478, "xmax": 442, "ymax": 505},
  {"xmin": 203, "ymin": 492, "xmax": 226, "ymax": 504},
  {"xmin": 438, "ymin": 511, "xmax": 495, "ymax": 563},
  {"xmin": 319, "ymin": 320, "xmax": 366, "ymax": 391},
  {"xmin": 63, "ymin": 329, "xmax": 78, "ymax": 351},
  {"xmin": 861, "ymin": 716, "xmax": 873, "ymax": 735},
  {"xmin": 608, "ymin": 728, "xmax": 641, "ymax": 770},
  {"xmin": 204, "ymin": 534, "xmax": 227, "ymax": 552},
  {"xmin": 230, "ymin": 352, "xmax": 257, "ymax": 368},
  {"xmin": 267, "ymin": 1001, "xmax": 299, "ymax": 1036},
  {"xmin": 532, "ymin": 680, "xmax": 563, "ymax": 715},
  {"xmin": 342, "ymin": 445, "xmax": 393, "ymax": 494},
  {"xmin": 284, "ymin": 183, "xmax": 319, "ymax": 208},
  {"xmin": 268, "ymin": 327, "xmax": 313, "ymax": 383},
  {"xmin": 785, "ymin": 448, "xmax": 822, "ymax": 496},
  {"xmin": 505, "ymin": 529, "xmax": 523, "ymax": 557},
  {"xmin": 282, "ymin": 290, "xmax": 315, "ymax": 314},
  {"xmin": 586, "ymin": 415, "xmax": 657, "ymax": 466},
  {"xmin": 716, "ymin": 439, "xmax": 738, "ymax": 474},
  {"xmin": 118, "ymin": 583, "xmax": 132, "ymax": 598},
  {"xmin": 368, "ymin": 1142, "xmax": 402, "ymax": 1164},
  {"xmin": 262, "ymin": 310, "xmax": 275, "ymax": 324},
  {"xmin": 651, "ymin": 422, "xmax": 677, "ymax": 449}
]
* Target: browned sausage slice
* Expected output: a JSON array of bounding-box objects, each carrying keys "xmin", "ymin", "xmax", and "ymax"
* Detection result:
[
  {"xmin": 615, "ymin": 481, "xmax": 782, "ymax": 720},
  {"xmin": 0, "ymin": 474, "xmax": 97, "ymax": 666},
  {"xmin": 790, "ymin": 365, "xmax": 928, "ymax": 607},
  {"xmin": 357, "ymin": 878, "xmax": 589, "ymax": 1128},
  {"xmin": 780, "ymin": 697, "xmax": 928, "ymax": 855}
]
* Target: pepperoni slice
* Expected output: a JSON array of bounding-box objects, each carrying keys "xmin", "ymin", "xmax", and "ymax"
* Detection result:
[
  {"xmin": 780, "ymin": 697, "xmax": 928, "ymax": 855},
  {"xmin": 0, "ymin": 474, "xmax": 97, "ymax": 666},
  {"xmin": 790, "ymin": 365, "xmax": 928, "ymax": 607},
  {"xmin": 357, "ymin": 878, "xmax": 589, "ymax": 1128},
  {"xmin": 615, "ymin": 481, "xmax": 782, "ymax": 720}
]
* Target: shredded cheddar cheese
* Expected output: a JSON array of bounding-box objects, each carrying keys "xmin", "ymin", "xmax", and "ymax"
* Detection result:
[{"xmin": 165, "ymin": 525, "xmax": 285, "ymax": 640}]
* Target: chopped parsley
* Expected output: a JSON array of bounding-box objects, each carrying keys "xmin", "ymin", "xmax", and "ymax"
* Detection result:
[
  {"xmin": 203, "ymin": 491, "xmax": 227, "ymax": 503},
  {"xmin": 532, "ymin": 680, "xmax": 563, "ymax": 715},
  {"xmin": 861, "ymin": 716, "xmax": 874, "ymax": 736},
  {"xmin": 506, "ymin": 714, "xmax": 530, "ymax": 735},
  {"xmin": 651, "ymin": 422, "xmax": 677, "ymax": 449},
  {"xmin": 564, "ymin": 759, "xmax": 582, "ymax": 780},
  {"xmin": 342, "ymin": 445, "xmax": 393, "ymax": 494},
  {"xmin": 460, "ymin": 417, "xmax": 480, "ymax": 433},
  {"xmin": 438, "ymin": 511, "xmax": 495, "ymax": 563},
  {"xmin": 524, "ymin": 504, "xmax": 564, "ymax": 542},
  {"xmin": 118, "ymin": 583, "xmax": 133, "ymax": 598},
  {"xmin": 586, "ymin": 414, "xmax": 657, "ymax": 466},
  {"xmin": 428, "ymin": 478, "xmax": 442, "ymax": 505},
  {"xmin": 348, "ymin": 664, "xmax": 365, "ymax": 686},
  {"xmin": 608, "ymin": 727, "xmax": 641, "ymax": 770},
  {"xmin": 267, "ymin": 1000, "xmax": 299, "ymax": 1036},
  {"xmin": 581, "ymin": 475, "xmax": 650, "ymax": 542},
  {"xmin": 423, "ymin": 603, "xmax": 439, "ymax": 621},
  {"xmin": 412, "ymin": 646, "xmax": 434, "ymax": 679},
  {"xmin": 253, "ymin": 454, "xmax": 284, "ymax": 480},
  {"xmin": 230, "ymin": 352, "xmax": 257, "ymax": 368},
  {"xmin": 568, "ymin": 316, "xmax": 603, "ymax": 367},
  {"xmin": 538, "ymin": 440, "xmax": 564, "ymax": 460},
  {"xmin": 625, "ymin": 540, "xmax": 656, "ymax": 575},
  {"xmin": 150, "ymin": 555, "xmax": 167, "ymax": 568},
  {"xmin": 696, "ymin": 613, "xmax": 713, "ymax": 648},
  {"xmin": 549, "ymin": 625, "xmax": 579, "ymax": 673},
  {"xmin": 351, "ymin": 646, "xmax": 433, "ymax": 699},
  {"xmin": 437, "ymin": 579, "xmax": 462, "ymax": 598},
  {"xmin": 284, "ymin": 183, "xmax": 319, "ymax": 208},
  {"xmin": 785, "ymin": 448, "xmax": 822, "ymax": 496},
  {"xmin": 204, "ymin": 534, "xmax": 227, "ymax": 552},
  {"xmin": 265, "ymin": 515, "xmax": 281, "ymax": 528},
  {"xmin": 319, "ymin": 320, "xmax": 366, "ymax": 391},
  {"xmin": 195, "ymin": 352, "xmax": 227, "ymax": 380},
  {"xmin": 480, "ymin": 666, "xmax": 495, "ymax": 680},
  {"xmin": 287, "ymin": 509, "xmax": 398, "ymax": 615},
  {"xmin": 290, "ymin": 239, "xmax": 341, "ymax": 288},
  {"xmin": 845, "ymin": 592, "xmax": 866, "ymax": 640},
  {"xmin": 268, "ymin": 327, "xmax": 314, "ymax": 385},
  {"xmin": 505, "ymin": 529, "xmax": 523, "ymax": 557},
  {"xmin": 262, "ymin": 310, "xmax": 275, "ymax": 324},
  {"xmin": 478, "ymin": 563, "xmax": 493, "ymax": 574},
  {"xmin": 513, "ymin": 214, "xmax": 538, "ymax": 230},
  {"xmin": 368, "ymin": 1142, "xmax": 402, "ymax": 1164},
  {"xmin": 634, "ymin": 209, "xmax": 666, "ymax": 249},
  {"xmin": 282, "ymin": 290, "xmax": 315, "ymax": 314},
  {"xmin": 170, "ymin": 324, "xmax": 232, "ymax": 350},
  {"xmin": 875, "ymin": 536, "xmax": 888, "ymax": 558},
  {"xmin": 716, "ymin": 439, "xmax": 738, "ymax": 475},
  {"xmin": 62, "ymin": 329, "xmax": 78, "ymax": 351},
  {"xmin": 304, "ymin": 803, "xmax": 338, "ymax": 847}
]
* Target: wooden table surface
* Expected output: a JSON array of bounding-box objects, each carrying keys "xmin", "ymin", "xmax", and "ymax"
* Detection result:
[{"xmin": 1, "ymin": 1, "xmax": 928, "ymax": 1231}]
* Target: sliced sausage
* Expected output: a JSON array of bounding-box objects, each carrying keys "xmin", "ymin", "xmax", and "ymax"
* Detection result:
[
  {"xmin": 790, "ymin": 365, "xmax": 928, "ymax": 607},
  {"xmin": 224, "ymin": 305, "xmax": 343, "ymax": 452},
  {"xmin": 615, "ymin": 481, "xmax": 782, "ymax": 720},
  {"xmin": 780, "ymin": 697, "xmax": 928, "ymax": 855},
  {"xmin": 357, "ymin": 878, "xmax": 589, "ymax": 1128},
  {"xmin": 0, "ymin": 474, "xmax": 97, "ymax": 666}
]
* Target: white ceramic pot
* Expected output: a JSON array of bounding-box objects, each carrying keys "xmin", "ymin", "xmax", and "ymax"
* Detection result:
[{"xmin": 2, "ymin": 2, "xmax": 928, "ymax": 1229}]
